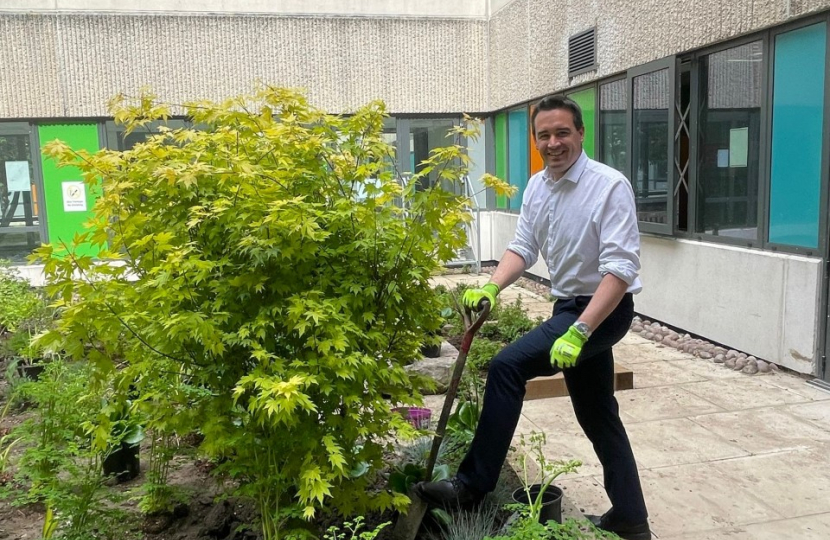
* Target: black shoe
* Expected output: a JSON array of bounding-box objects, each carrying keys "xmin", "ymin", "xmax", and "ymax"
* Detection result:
[
  {"xmin": 586, "ymin": 511, "xmax": 652, "ymax": 540},
  {"xmin": 413, "ymin": 477, "xmax": 483, "ymax": 510}
]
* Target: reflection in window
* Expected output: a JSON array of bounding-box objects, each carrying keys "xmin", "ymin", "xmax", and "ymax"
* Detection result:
[
  {"xmin": 697, "ymin": 41, "xmax": 763, "ymax": 240},
  {"xmin": 105, "ymin": 120, "xmax": 188, "ymax": 151},
  {"xmin": 599, "ymin": 79, "xmax": 627, "ymax": 173},
  {"xmin": 0, "ymin": 133, "xmax": 41, "ymax": 262},
  {"xmin": 633, "ymin": 69, "xmax": 670, "ymax": 224},
  {"xmin": 409, "ymin": 118, "xmax": 457, "ymax": 192}
]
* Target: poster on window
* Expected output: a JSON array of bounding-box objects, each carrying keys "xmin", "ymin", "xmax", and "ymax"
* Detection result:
[
  {"xmin": 4, "ymin": 161, "xmax": 31, "ymax": 192},
  {"xmin": 62, "ymin": 181, "xmax": 87, "ymax": 212}
]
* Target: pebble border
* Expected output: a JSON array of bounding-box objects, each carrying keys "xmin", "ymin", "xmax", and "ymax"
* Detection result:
[{"xmin": 630, "ymin": 316, "xmax": 778, "ymax": 375}]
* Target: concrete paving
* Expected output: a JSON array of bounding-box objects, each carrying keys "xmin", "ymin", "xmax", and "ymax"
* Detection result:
[{"xmin": 429, "ymin": 272, "xmax": 830, "ymax": 539}]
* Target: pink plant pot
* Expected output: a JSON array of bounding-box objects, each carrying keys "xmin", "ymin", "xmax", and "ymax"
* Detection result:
[{"xmin": 392, "ymin": 407, "xmax": 432, "ymax": 429}]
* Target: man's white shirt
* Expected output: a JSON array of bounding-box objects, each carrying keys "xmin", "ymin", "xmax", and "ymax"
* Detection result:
[{"xmin": 506, "ymin": 151, "xmax": 642, "ymax": 299}]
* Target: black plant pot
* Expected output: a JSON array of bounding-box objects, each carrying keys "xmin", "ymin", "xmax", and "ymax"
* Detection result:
[
  {"xmin": 420, "ymin": 342, "xmax": 442, "ymax": 358},
  {"xmin": 16, "ymin": 362, "xmax": 46, "ymax": 381},
  {"xmin": 103, "ymin": 442, "xmax": 140, "ymax": 483},
  {"xmin": 512, "ymin": 484, "xmax": 563, "ymax": 524}
]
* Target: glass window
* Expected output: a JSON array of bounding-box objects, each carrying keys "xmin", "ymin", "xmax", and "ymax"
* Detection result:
[
  {"xmin": 409, "ymin": 118, "xmax": 457, "ymax": 192},
  {"xmin": 600, "ymin": 79, "xmax": 627, "ymax": 173},
  {"xmin": 0, "ymin": 128, "xmax": 42, "ymax": 263},
  {"xmin": 104, "ymin": 119, "xmax": 187, "ymax": 151},
  {"xmin": 507, "ymin": 108, "xmax": 529, "ymax": 210},
  {"xmin": 632, "ymin": 69, "xmax": 670, "ymax": 224},
  {"xmin": 769, "ymin": 23, "xmax": 827, "ymax": 249},
  {"xmin": 696, "ymin": 41, "xmax": 763, "ymax": 240},
  {"xmin": 567, "ymin": 87, "xmax": 596, "ymax": 158}
]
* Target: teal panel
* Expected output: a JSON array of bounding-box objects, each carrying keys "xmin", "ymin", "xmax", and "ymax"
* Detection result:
[
  {"xmin": 769, "ymin": 23, "xmax": 827, "ymax": 248},
  {"xmin": 507, "ymin": 108, "xmax": 529, "ymax": 210},
  {"xmin": 495, "ymin": 113, "xmax": 508, "ymax": 209}
]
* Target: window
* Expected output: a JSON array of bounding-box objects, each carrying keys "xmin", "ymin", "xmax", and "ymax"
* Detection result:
[
  {"xmin": 696, "ymin": 41, "xmax": 764, "ymax": 240},
  {"xmin": 768, "ymin": 22, "xmax": 827, "ymax": 249},
  {"xmin": 0, "ymin": 123, "xmax": 43, "ymax": 262},
  {"xmin": 104, "ymin": 119, "xmax": 188, "ymax": 151},
  {"xmin": 599, "ymin": 79, "xmax": 627, "ymax": 173},
  {"xmin": 630, "ymin": 64, "xmax": 673, "ymax": 230}
]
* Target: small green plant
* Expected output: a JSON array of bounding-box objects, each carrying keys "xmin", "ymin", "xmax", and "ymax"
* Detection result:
[
  {"xmin": 0, "ymin": 261, "xmax": 43, "ymax": 337},
  {"xmin": 480, "ymin": 297, "xmax": 536, "ymax": 343},
  {"xmin": 485, "ymin": 513, "xmax": 622, "ymax": 540},
  {"xmin": 466, "ymin": 337, "xmax": 504, "ymax": 372},
  {"xmin": 0, "ymin": 401, "xmax": 21, "ymax": 478},
  {"xmin": 515, "ymin": 432, "xmax": 581, "ymax": 523},
  {"xmin": 323, "ymin": 516, "xmax": 390, "ymax": 540},
  {"xmin": 429, "ymin": 502, "xmax": 500, "ymax": 540},
  {"xmin": 388, "ymin": 461, "xmax": 450, "ymax": 495}
]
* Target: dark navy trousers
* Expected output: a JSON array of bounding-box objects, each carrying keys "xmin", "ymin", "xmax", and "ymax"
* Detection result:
[{"xmin": 456, "ymin": 293, "xmax": 648, "ymax": 522}]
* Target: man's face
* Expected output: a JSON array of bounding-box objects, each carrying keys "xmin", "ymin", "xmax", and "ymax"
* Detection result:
[{"xmin": 534, "ymin": 108, "xmax": 584, "ymax": 180}]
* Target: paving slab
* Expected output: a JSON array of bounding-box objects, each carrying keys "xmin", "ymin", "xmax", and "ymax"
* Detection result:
[
  {"xmin": 638, "ymin": 462, "xmax": 785, "ymax": 537},
  {"xmin": 786, "ymin": 400, "xmax": 830, "ymax": 431},
  {"xmin": 629, "ymin": 360, "xmax": 709, "ymax": 388},
  {"xmin": 657, "ymin": 356, "xmax": 749, "ymax": 379},
  {"xmin": 625, "ymin": 417, "xmax": 749, "ymax": 469},
  {"xmin": 555, "ymin": 475, "xmax": 610, "ymax": 515},
  {"xmin": 690, "ymin": 407, "xmax": 830, "ymax": 455},
  {"xmin": 661, "ymin": 512, "xmax": 830, "ymax": 540},
  {"xmin": 708, "ymin": 446, "xmax": 830, "ymax": 519},
  {"xmin": 681, "ymin": 376, "xmax": 815, "ymax": 411},
  {"xmin": 615, "ymin": 385, "xmax": 725, "ymax": 423}
]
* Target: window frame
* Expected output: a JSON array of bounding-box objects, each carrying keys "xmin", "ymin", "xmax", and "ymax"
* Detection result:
[
  {"xmin": 627, "ymin": 56, "xmax": 676, "ymax": 235},
  {"xmin": 684, "ymin": 32, "xmax": 771, "ymax": 250},
  {"xmin": 0, "ymin": 121, "xmax": 49, "ymax": 246},
  {"xmin": 597, "ymin": 75, "xmax": 627, "ymax": 174}
]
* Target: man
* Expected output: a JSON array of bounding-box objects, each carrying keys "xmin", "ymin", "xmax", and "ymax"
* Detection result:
[{"xmin": 415, "ymin": 95, "xmax": 650, "ymax": 540}]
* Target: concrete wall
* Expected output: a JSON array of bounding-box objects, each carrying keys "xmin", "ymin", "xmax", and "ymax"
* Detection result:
[
  {"xmin": 488, "ymin": 0, "xmax": 830, "ymax": 110},
  {"xmin": 480, "ymin": 212, "xmax": 822, "ymax": 375},
  {"xmin": 0, "ymin": 0, "xmax": 487, "ymax": 18},
  {"xmin": 0, "ymin": 13, "xmax": 487, "ymax": 118}
]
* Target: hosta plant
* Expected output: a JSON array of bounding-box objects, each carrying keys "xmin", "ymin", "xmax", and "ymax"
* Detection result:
[{"xmin": 33, "ymin": 86, "xmax": 514, "ymax": 538}]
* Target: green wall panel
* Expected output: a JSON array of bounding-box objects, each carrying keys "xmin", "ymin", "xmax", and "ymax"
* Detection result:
[
  {"xmin": 567, "ymin": 87, "xmax": 596, "ymax": 159},
  {"xmin": 494, "ymin": 112, "xmax": 508, "ymax": 209},
  {"xmin": 39, "ymin": 123, "xmax": 102, "ymax": 257}
]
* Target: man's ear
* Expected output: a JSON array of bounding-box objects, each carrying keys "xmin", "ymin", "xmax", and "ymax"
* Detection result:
[{"xmin": 579, "ymin": 127, "xmax": 585, "ymax": 142}]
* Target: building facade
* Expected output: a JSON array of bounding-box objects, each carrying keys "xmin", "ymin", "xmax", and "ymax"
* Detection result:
[{"xmin": 1, "ymin": 0, "xmax": 829, "ymax": 383}]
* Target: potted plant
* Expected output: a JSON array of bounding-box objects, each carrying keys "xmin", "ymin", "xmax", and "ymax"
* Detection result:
[
  {"xmin": 420, "ymin": 307, "xmax": 454, "ymax": 358},
  {"xmin": 511, "ymin": 431, "xmax": 581, "ymax": 525},
  {"xmin": 101, "ymin": 399, "xmax": 145, "ymax": 483}
]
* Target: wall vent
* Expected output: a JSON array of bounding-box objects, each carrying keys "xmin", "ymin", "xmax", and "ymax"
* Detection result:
[{"xmin": 568, "ymin": 27, "xmax": 597, "ymax": 77}]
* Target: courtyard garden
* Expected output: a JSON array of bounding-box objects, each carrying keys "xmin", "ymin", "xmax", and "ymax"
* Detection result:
[{"xmin": 0, "ymin": 88, "xmax": 619, "ymax": 540}]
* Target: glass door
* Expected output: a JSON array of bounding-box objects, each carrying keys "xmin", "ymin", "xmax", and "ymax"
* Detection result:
[{"xmin": 0, "ymin": 123, "xmax": 45, "ymax": 263}]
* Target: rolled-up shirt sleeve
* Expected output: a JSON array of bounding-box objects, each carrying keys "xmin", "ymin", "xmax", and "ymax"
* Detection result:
[
  {"xmin": 506, "ymin": 187, "xmax": 540, "ymax": 269},
  {"xmin": 595, "ymin": 179, "xmax": 641, "ymax": 285}
]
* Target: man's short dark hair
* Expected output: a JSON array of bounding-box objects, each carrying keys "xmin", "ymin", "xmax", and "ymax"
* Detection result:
[{"xmin": 531, "ymin": 94, "xmax": 584, "ymax": 135}]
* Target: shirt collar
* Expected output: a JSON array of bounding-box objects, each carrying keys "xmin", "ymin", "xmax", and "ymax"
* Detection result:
[{"xmin": 543, "ymin": 151, "xmax": 589, "ymax": 185}]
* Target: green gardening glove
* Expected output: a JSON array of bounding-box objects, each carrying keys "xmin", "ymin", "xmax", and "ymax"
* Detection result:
[
  {"xmin": 462, "ymin": 283, "xmax": 499, "ymax": 312},
  {"xmin": 550, "ymin": 325, "xmax": 589, "ymax": 369}
]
